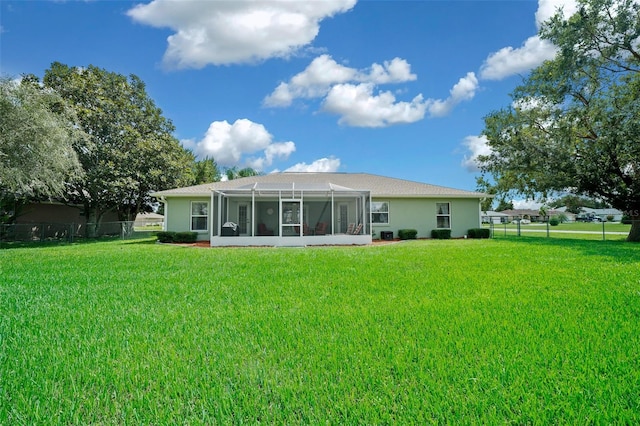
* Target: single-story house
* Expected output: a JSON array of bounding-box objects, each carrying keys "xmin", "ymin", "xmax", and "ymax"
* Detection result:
[
  {"xmin": 134, "ymin": 212, "xmax": 164, "ymax": 227},
  {"xmin": 481, "ymin": 211, "xmax": 509, "ymax": 224},
  {"xmin": 578, "ymin": 207, "xmax": 623, "ymax": 222},
  {"xmin": 152, "ymin": 172, "xmax": 489, "ymax": 247}
]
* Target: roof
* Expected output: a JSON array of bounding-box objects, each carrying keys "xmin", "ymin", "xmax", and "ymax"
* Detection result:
[{"xmin": 152, "ymin": 172, "xmax": 488, "ymax": 199}]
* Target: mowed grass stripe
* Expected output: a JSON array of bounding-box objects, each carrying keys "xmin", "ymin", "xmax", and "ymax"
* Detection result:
[{"xmin": 1, "ymin": 238, "xmax": 639, "ymax": 423}]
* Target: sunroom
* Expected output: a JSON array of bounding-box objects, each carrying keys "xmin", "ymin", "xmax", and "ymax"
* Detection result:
[{"xmin": 209, "ymin": 182, "xmax": 371, "ymax": 246}]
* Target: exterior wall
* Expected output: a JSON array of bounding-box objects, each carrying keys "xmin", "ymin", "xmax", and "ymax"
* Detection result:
[
  {"xmin": 164, "ymin": 196, "xmax": 211, "ymax": 241},
  {"xmin": 371, "ymin": 197, "xmax": 480, "ymax": 239},
  {"xmin": 17, "ymin": 203, "xmax": 119, "ymax": 225},
  {"xmin": 164, "ymin": 195, "xmax": 482, "ymax": 242}
]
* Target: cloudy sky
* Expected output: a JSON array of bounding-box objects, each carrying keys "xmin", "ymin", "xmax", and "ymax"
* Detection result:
[{"xmin": 0, "ymin": 0, "xmax": 577, "ymax": 193}]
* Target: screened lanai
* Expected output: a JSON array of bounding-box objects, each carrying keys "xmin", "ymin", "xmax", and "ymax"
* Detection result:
[{"xmin": 210, "ymin": 182, "xmax": 371, "ymax": 246}]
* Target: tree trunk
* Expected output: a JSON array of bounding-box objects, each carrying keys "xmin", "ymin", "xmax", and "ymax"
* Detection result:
[{"xmin": 627, "ymin": 217, "xmax": 640, "ymax": 242}]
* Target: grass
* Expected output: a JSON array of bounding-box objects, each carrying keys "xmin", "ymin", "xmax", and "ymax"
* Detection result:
[{"xmin": 2, "ymin": 238, "xmax": 640, "ymax": 423}]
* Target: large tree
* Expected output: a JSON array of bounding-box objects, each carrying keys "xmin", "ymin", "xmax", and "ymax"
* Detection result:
[
  {"xmin": 478, "ymin": 0, "xmax": 640, "ymax": 241},
  {"xmin": 0, "ymin": 77, "xmax": 83, "ymax": 223},
  {"xmin": 41, "ymin": 63, "xmax": 194, "ymax": 232}
]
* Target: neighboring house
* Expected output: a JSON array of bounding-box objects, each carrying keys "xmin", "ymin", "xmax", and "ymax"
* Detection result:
[
  {"xmin": 152, "ymin": 172, "xmax": 489, "ymax": 247},
  {"xmin": 499, "ymin": 209, "xmax": 565, "ymax": 223},
  {"xmin": 481, "ymin": 211, "xmax": 509, "ymax": 224},
  {"xmin": 579, "ymin": 207, "xmax": 623, "ymax": 222},
  {"xmin": 134, "ymin": 212, "xmax": 164, "ymax": 227},
  {"xmin": 15, "ymin": 201, "xmax": 119, "ymax": 225}
]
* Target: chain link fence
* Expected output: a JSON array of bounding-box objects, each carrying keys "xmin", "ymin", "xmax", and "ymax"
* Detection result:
[
  {"xmin": 484, "ymin": 217, "xmax": 637, "ymax": 241},
  {"xmin": 0, "ymin": 221, "xmax": 158, "ymax": 246}
]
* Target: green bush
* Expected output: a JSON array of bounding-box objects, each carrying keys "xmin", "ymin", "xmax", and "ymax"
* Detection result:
[
  {"xmin": 606, "ymin": 215, "xmax": 614, "ymax": 222},
  {"xmin": 467, "ymin": 228, "xmax": 490, "ymax": 239},
  {"xmin": 431, "ymin": 229, "xmax": 451, "ymax": 239},
  {"xmin": 398, "ymin": 229, "xmax": 417, "ymax": 240},
  {"xmin": 156, "ymin": 231, "xmax": 175, "ymax": 243},
  {"xmin": 549, "ymin": 217, "xmax": 560, "ymax": 226},
  {"xmin": 621, "ymin": 215, "xmax": 632, "ymax": 224},
  {"xmin": 173, "ymin": 232, "xmax": 198, "ymax": 243}
]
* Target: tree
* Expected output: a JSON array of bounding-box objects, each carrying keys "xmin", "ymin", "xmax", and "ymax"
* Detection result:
[
  {"xmin": 224, "ymin": 166, "xmax": 260, "ymax": 181},
  {"xmin": 41, "ymin": 63, "xmax": 195, "ymax": 233},
  {"xmin": 478, "ymin": 0, "xmax": 640, "ymax": 242},
  {"xmin": 548, "ymin": 194, "xmax": 610, "ymax": 213},
  {"xmin": 0, "ymin": 77, "xmax": 83, "ymax": 223},
  {"xmin": 495, "ymin": 198, "xmax": 514, "ymax": 212},
  {"xmin": 193, "ymin": 157, "xmax": 221, "ymax": 184}
]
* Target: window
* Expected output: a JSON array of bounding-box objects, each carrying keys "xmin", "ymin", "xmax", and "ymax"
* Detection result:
[
  {"xmin": 191, "ymin": 202, "xmax": 208, "ymax": 231},
  {"xmin": 371, "ymin": 201, "xmax": 389, "ymax": 224},
  {"xmin": 436, "ymin": 202, "xmax": 450, "ymax": 229}
]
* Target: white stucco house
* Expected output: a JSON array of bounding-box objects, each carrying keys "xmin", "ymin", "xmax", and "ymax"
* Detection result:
[{"xmin": 151, "ymin": 172, "xmax": 490, "ymax": 247}]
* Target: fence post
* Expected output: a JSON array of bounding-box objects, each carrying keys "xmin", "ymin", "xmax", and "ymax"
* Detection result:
[
  {"xmin": 547, "ymin": 220, "xmax": 550, "ymax": 238},
  {"xmin": 602, "ymin": 219, "xmax": 605, "ymax": 241},
  {"xmin": 517, "ymin": 220, "xmax": 521, "ymax": 237}
]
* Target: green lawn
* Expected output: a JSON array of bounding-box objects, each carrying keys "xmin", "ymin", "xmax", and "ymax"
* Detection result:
[{"xmin": 2, "ymin": 238, "xmax": 639, "ymax": 423}]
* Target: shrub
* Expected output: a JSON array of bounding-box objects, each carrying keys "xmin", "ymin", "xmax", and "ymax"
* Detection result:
[
  {"xmin": 621, "ymin": 215, "xmax": 632, "ymax": 224},
  {"xmin": 549, "ymin": 217, "xmax": 560, "ymax": 226},
  {"xmin": 606, "ymin": 215, "xmax": 614, "ymax": 222},
  {"xmin": 467, "ymin": 228, "xmax": 490, "ymax": 239},
  {"xmin": 173, "ymin": 232, "xmax": 198, "ymax": 243},
  {"xmin": 431, "ymin": 229, "xmax": 451, "ymax": 239},
  {"xmin": 156, "ymin": 231, "xmax": 175, "ymax": 243},
  {"xmin": 398, "ymin": 229, "xmax": 417, "ymax": 240}
]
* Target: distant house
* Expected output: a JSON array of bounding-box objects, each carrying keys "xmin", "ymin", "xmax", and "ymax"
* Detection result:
[
  {"xmin": 578, "ymin": 207, "xmax": 623, "ymax": 222},
  {"xmin": 499, "ymin": 209, "xmax": 567, "ymax": 223},
  {"xmin": 152, "ymin": 172, "xmax": 490, "ymax": 247},
  {"xmin": 134, "ymin": 212, "xmax": 164, "ymax": 227},
  {"xmin": 481, "ymin": 211, "xmax": 509, "ymax": 224}
]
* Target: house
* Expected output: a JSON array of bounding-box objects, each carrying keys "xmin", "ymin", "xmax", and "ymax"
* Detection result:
[
  {"xmin": 152, "ymin": 172, "xmax": 489, "ymax": 247},
  {"xmin": 578, "ymin": 207, "xmax": 623, "ymax": 222},
  {"xmin": 134, "ymin": 212, "xmax": 164, "ymax": 227},
  {"xmin": 481, "ymin": 211, "xmax": 509, "ymax": 224}
]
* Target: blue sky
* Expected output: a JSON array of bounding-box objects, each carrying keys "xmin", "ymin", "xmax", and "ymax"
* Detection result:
[{"xmin": 0, "ymin": 0, "xmax": 578, "ymax": 194}]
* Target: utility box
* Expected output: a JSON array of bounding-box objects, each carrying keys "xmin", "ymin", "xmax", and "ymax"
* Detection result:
[{"xmin": 380, "ymin": 231, "xmax": 393, "ymax": 240}]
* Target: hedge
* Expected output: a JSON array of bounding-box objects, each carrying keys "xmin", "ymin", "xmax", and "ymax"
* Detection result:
[
  {"xmin": 467, "ymin": 228, "xmax": 490, "ymax": 239},
  {"xmin": 431, "ymin": 229, "xmax": 451, "ymax": 239},
  {"xmin": 398, "ymin": 229, "xmax": 418, "ymax": 240},
  {"xmin": 156, "ymin": 231, "xmax": 198, "ymax": 243}
]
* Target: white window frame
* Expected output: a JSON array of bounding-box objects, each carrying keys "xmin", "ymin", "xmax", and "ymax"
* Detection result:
[
  {"xmin": 191, "ymin": 201, "xmax": 209, "ymax": 232},
  {"xmin": 371, "ymin": 201, "xmax": 390, "ymax": 225},
  {"xmin": 436, "ymin": 202, "xmax": 451, "ymax": 229}
]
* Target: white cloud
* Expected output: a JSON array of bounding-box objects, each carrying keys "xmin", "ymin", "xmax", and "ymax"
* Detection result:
[
  {"xmin": 191, "ymin": 118, "xmax": 295, "ymax": 170},
  {"xmin": 263, "ymin": 55, "xmax": 416, "ymax": 107},
  {"xmin": 427, "ymin": 72, "xmax": 478, "ymax": 117},
  {"xmin": 127, "ymin": 0, "xmax": 357, "ymax": 68},
  {"xmin": 479, "ymin": 36, "xmax": 558, "ymax": 81},
  {"xmin": 285, "ymin": 157, "xmax": 341, "ymax": 172},
  {"xmin": 461, "ymin": 135, "xmax": 491, "ymax": 172},
  {"xmin": 513, "ymin": 199, "xmax": 544, "ymax": 210},
  {"xmin": 322, "ymin": 83, "xmax": 427, "ymax": 127},
  {"xmin": 535, "ymin": 0, "xmax": 578, "ymax": 29},
  {"xmin": 266, "ymin": 54, "xmax": 474, "ymax": 126}
]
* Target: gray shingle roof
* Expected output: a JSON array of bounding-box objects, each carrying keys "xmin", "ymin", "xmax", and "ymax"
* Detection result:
[{"xmin": 152, "ymin": 172, "xmax": 487, "ymax": 198}]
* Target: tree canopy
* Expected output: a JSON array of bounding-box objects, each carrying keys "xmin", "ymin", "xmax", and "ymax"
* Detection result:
[
  {"xmin": 41, "ymin": 63, "xmax": 195, "ymax": 228},
  {"xmin": 478, "ymin": 0, "xmax": 640, "ymax": 241},
  {"xmin": 0, "ymin": 77, "xmax": 82, "ymax": 200}
]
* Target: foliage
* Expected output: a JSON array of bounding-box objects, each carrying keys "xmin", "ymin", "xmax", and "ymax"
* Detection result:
[
  {"xmin": 156, "ymin": 231, "xmax": 198, "ymax": 243},
  {"xmin": 398, "ymin": 229, "xmax": 417, "ymax": 240},
  {"xmin": 41, "ymin": 63, "xmax": 195, "ymax": 232},
  {"xmin": 467, "ymin": 228, "xmax": 490, "ymax": 238},
  {"xmin": 193, "ymin": 157, "xmax": 221, "ymax": 184},
  {"xmin": 621, "ymin": 215, "xmax": 632, "ymax": 225},
  {"xmin": 1, "ymin": 239, "xmax": 639, "ymax": 423},
  {"xmin": 606, "ymin": 215, "xmax": 614, "ymax": 222},
  {"xmin": 556, "ymin": 212, "xmax": 569, "ymax": 223},
  {"xmin": 549, "ymin": 217, "xmax": 560, "ymax": 226},
  {"xmin": 0, "ymin": 77, "xmax": 83, "ymax": 215},
  {"xmin": 478, "ymin": 0, "xmax": 640, "ymax": 241},
  {"xmin": 495, "ymin": 198, "xmax": 514, "ymax": 212},
  {"xmin": 548, "ymin": 194, "xmax": 610, "ymax": 213},
  {"xmin": 430, "ymin": 229, "xmax": 451, "ymax": 239},
  {"xmin": 224, "ymin": 166, "xmax": 260, "ymax": 181}
]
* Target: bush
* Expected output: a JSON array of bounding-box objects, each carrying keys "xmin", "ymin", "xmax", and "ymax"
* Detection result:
[
  {"xmin": 156, "ymin": 231, "xmax": 175, "ymax": 243},
  {"xmin": 156, "ymin": 231, "xmax": 198, "ymax": 243},
  {"xmin": 621, "ymin": 215, "xmax": 632, "ymax": 224},
  {"xmin": 431, "ymin": 229, "xmax": 451, "ymax": 239},
  {"xmin": 467, "ymin": 228, "xmax": 490, "ymax": 239},
  {"xmin": 606, "ymin": 215, "xmax": 614, "ymax": 222},
  {"xmin": 174, "ymin": 232, "xmax": 198, "ymax": 243},
  {"xmin": 398, "ymin": 229, "xmax": 417, "ymax": 240},
  {"xmin": 549, "ymin": 217, "xmax": 560, "ymax": 226}
]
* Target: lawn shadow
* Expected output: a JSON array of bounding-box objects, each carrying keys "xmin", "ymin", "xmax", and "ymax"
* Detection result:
[
  {"xmin": 499, "ymin": 236, "xmax": 640, "ymax": 264},
  {"xmin": 0, "ymin": 235, "xmax": 157, "ymax": 251}
]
